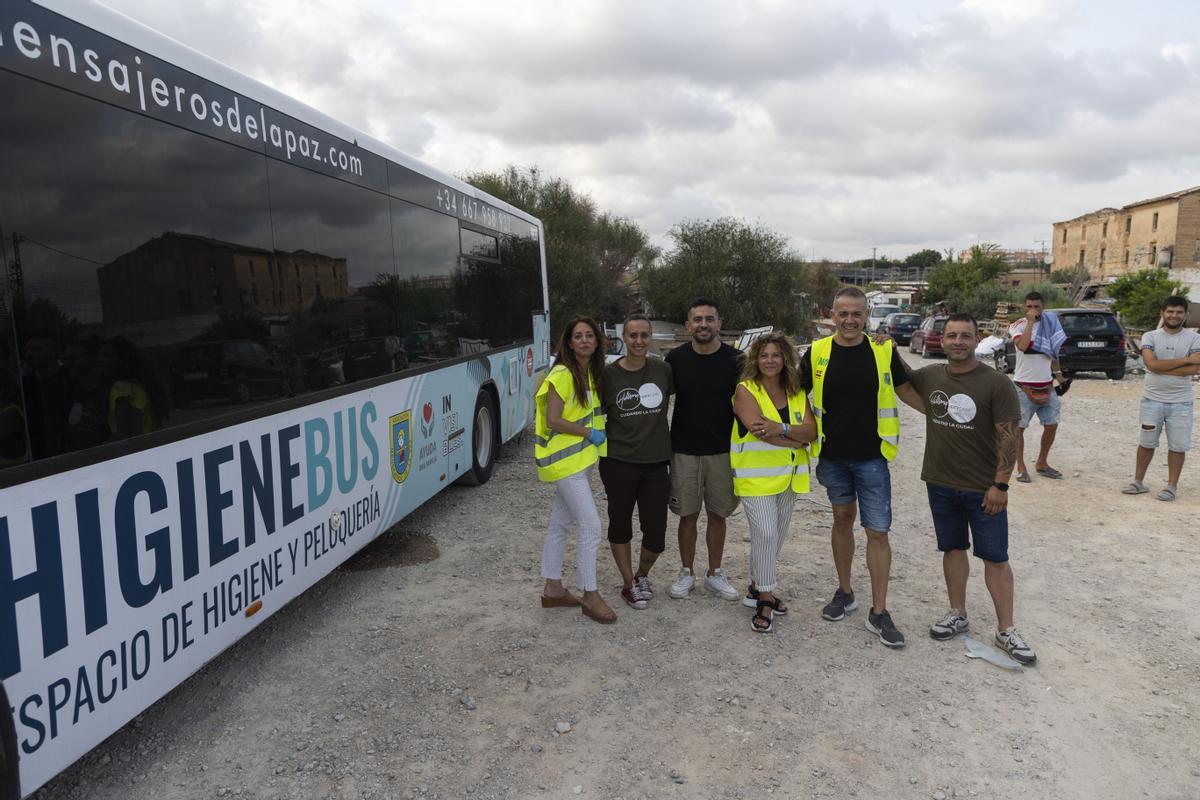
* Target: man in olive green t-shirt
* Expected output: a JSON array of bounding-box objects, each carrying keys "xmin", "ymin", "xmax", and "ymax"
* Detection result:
[{"xmin": 902, "ymin": 314, "xmax": 1036, "ymax": 665}]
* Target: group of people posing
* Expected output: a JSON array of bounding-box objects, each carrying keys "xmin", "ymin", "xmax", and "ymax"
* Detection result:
[{"xmin": 533, "ymin": 287, "xmax": 1038, "ymax": 664}]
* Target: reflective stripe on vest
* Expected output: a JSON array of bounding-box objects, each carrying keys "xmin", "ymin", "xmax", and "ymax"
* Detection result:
[
  {"xmin": 535, "ymin": 409, "xmax": 594, "ymax": 447},
  {"xmin": 808, "ymin": 336, "xmax": 900, "ymax": 462},
  {"xmin": 534, "ymin": 365, "xmax": 605, "ymax": 482},
  {"xmin": 729, "ymin": 379, "xmax": 811, "ymax": 497}
]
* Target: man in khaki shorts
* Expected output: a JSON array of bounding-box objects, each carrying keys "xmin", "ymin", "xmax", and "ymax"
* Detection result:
[{"xmin": 665, "ymin": 299, "xmax": 744, "ymax": 600}]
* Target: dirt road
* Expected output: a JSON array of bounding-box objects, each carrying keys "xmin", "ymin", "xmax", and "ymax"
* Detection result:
[{"xmin": 40, "ymin": 352, "xmax": 1200, "ymax": 800}]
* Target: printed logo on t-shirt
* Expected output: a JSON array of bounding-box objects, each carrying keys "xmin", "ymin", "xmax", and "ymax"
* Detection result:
[
  {"xmin": 639, "ymin": 383, "xmax": 664, "ymax": 409},
  {"xmin": 930, "ymin": 390, "xmax": 977, "ymax": 425},
  {"xmin": 617, "ymin": 383, "xmax": 664, "ymax": 412}
]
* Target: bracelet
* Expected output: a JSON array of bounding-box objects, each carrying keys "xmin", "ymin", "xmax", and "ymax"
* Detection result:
[{"xmin": 781, "ymin": 423, "xmax": 791, "ymax": 438}]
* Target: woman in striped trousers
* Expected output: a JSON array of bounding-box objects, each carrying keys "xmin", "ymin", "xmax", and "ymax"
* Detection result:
[{"xmin": 730, "ymin": 333, "xmax": 816, "ymax": 633}]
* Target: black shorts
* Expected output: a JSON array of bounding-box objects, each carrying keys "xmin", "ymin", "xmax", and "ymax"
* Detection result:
[{"xmin": 598, "ymin": 458, "xmax": 670, "ymax": 552}]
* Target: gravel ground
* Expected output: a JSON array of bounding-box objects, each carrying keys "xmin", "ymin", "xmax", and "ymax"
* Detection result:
[{"xmin": 37, "ymin": 351, "xmax": 1200, "ymax": 800}]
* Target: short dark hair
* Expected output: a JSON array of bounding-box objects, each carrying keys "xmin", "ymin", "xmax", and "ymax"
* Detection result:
[
  {"xmin": 1162, "ymin": 295, "xmax": 1189, "ymax": 312},
  {"xmin": 686, "ymin": 298, "xmax": 719, "ymax": 317},
  {"xmin": 833, "ymin": 286, "xmax": 867, "ymax": 302},
  {"xmin": 1024, "ymin": 291, "xmax": 1044, "ymax": 303},
  {"xmin": 945, "ymin": 312, "xmax": 978, "ymax": 332}
]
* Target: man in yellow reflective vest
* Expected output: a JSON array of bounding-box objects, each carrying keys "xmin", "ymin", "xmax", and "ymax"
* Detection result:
[{"xmin": 800, "ymin": 287, "xmax": 922, "ymax": 648}]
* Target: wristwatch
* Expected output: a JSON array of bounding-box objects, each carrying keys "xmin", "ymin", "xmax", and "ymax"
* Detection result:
[{"xmin": 993, "ymin": 482, "xmax": 1009, "ymax": 492}]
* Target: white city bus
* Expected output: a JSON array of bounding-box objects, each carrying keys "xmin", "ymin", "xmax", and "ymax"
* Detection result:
[{"xmin": 0, "ymin": 2, "xmax": 551, "ymax": 796}]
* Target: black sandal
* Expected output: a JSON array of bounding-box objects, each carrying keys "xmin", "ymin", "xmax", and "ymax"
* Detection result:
[
  {"xmin": 768, "ymin": 595, "xmax": 788, "ymax": 616},
  {"xmin": 751, "ymin": 599, "xmax": 773, "ymax": 633}
]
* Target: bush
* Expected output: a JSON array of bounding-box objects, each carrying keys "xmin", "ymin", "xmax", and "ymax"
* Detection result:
[{"xmin": 1106, "ymin": 268, "xmax": 1188, "ymax": 328}]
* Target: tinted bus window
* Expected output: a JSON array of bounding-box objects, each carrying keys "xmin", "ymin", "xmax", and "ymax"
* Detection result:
[
  {"xmin": 264, "ymin": 159, "xmax": 395, "ymax": 386},
  {"xmin": 0, "ymin": 70, "xmax": 275, "ymax": 467},
  {"xmin": 453, "ymin": 233, "xmax": 542, "ymax": 352},
  {"xmin": 390, "ymin": 199, "xmax": 462, "ymax": 362},
  {"xmin": 460, "ymin": 227, "xmax": 499, "ymax": 261}
]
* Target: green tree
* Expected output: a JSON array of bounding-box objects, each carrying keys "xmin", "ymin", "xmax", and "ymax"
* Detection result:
[
  {"xmin": 925, "ymin": 244, "xmax": 1009, "ymax": 303},
  {"xmin": 463, "ymin": 166, "xmax": 656, "ymax": 328},
  {"xmin": 904, "ymin": 249, "xmax": 943, "ymax": 270},
  {"xmin": 640, "ymin": 218, "xmax": 809, "ymax": 333},
  {"xmin": 1106, "ymin": 268, "xmax": 1188, "ymax": 328}
]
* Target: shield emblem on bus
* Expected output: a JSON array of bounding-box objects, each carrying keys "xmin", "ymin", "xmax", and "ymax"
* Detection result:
[{"xmin": 390, "ymin": 410, "xmax": 412, "ymax": 484}]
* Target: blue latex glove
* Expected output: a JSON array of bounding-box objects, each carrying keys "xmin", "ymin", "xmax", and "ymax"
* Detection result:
[{"xmin": 587, "ymin": 429, "xmax": 606, "ymax": 446}]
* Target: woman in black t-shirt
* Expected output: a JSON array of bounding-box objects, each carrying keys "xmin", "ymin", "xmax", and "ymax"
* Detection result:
[{"xmin": 599, "ymin": 314, "xmax": 674, "ymax": 610}]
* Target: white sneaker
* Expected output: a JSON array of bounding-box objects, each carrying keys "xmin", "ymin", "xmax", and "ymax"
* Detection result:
[
  {"xmin": 669, "ymin": 568, "xmax": 695, "ymax": 599},
  {"xmin": 704, "ymin": 568, "xmax": 738, "ymax": 601}
]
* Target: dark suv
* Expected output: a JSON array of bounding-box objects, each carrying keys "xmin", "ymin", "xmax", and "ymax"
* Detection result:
[
  {"xmin": 884, "ymin": 312, "xmax": 922, "ymax": 345},
  {"xmin": 995, "ymin": 308, "xmax": 1126, "ymax": 379},
  {"xmin": 171, "ymin": 339, "xmax": 289, "ymax": 406}
]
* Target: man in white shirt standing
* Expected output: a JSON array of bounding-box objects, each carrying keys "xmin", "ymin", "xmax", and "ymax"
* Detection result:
[
  {"xmin": 1121, "ymin": 296, "xmax": 1200, "ymax": 501},
  {"xmin": 1009, "ymin": 292, "xmax": 1068, "ymax": 482}
]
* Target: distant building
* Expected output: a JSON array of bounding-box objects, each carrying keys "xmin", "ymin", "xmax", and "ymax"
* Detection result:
[
  {"xmin": 958, "ymin": 248, "xmax": 1047, "ymax": 270},
  {"xmin": 1051, "ymin": 186, "xmax": 1200, "ymax": 291},
  {"xmin": 98, "ymin": 232, "xmax": 350, "ymax": 346}
]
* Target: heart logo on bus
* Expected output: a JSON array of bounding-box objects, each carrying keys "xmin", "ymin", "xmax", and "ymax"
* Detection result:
[{"xmin": 421, "ymin": 402, "xmax": 434, "ymax": 437}]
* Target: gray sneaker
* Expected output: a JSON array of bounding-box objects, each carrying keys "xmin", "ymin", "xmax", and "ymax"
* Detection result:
[
  {"xmin": 821, "ymin": 587, "xmax": 859, "ymax": 621},
  {"xmin": 634, "ymin": 574, "xmax": 653, "ymax": 600},
  {"xmin": 995, "ymin": 627, "xmax": 1037, "ymax": 664},
  {"xmin": 930, "ymin": 610, "xmax": 969, "ymax": 640}
]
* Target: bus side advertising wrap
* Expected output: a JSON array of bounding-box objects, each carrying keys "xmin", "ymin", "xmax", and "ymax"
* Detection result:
[{"xmin": 1, "ymin": 345, "xmax": 536, "ymax": 795}]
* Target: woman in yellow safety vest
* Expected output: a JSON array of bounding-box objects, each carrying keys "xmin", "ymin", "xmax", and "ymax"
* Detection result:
[
  {"xmin": 731, "ymin": 332, "xmax": 816, "ymax": 633},
  {"xmin": 535, "ymin": 316, "xmax": 616, "ymax": 624}
]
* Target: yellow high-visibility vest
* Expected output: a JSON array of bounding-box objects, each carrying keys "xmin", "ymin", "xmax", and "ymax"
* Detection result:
[
  {"xmin": 729, "ymin": 379, "xmax": 811, "ymax": 497},
  {"xmin": 808, "ymin": 336, "xmax": 900, "ymax": 461},
  {"xmin": 534, "ymin": 364, "xmax": 606, "ymax": 482}
]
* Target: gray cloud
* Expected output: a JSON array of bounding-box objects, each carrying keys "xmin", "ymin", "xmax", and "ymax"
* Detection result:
[{"xmin": 99, "ymin": 0, "xmax": 1200, "ymax": 259}]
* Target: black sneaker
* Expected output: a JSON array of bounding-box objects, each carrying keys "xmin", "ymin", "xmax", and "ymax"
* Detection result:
[
  {"xmin": 866, "ymin": 609, "xmax": 906, "ymax": 648},
  {"xmin": 821, "ymin": 587, "xmax": 858, "ymax": 621}
]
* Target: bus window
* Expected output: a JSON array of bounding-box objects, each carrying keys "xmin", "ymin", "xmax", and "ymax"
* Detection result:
[
  {"xmin": 390, "ymin": 200, "xmax": 462, "ymax": 362},
  {"xmin": 264, "ymin": 158, "xmax": 395, "ymax": 385},
  {"xmin": 0, "ymin": 70, "xmax": 275, "ymax": 466}
]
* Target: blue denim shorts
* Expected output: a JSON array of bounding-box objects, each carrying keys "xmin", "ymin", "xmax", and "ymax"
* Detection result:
[
  {"xmin": 1016, "ymin": 383, "xmax": 1061, "ymax": 428},
  {"xmin": 814, "ymin": 457, "xmax": 892, "ymax": 533},
  {"xmin": 926, "ymin": 483, "xmax": 1008, "ymax": 563},
  {"xmin": 1139, "ymin": 398, "xmax": 1193, "ymax": 452}
]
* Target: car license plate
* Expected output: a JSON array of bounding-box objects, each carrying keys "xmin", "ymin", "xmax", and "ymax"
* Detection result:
[{"xmin": 1077, "ymin": 341, "xmax": 1104, "ymax": 348}]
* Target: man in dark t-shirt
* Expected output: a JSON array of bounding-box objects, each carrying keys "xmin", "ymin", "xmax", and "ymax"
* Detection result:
[
  {"xmin": 904, "ymin": 314, "xmax": 1036, "ymax": 665},
  {"xmin": 801, "ymin": 287, "xmax": 921, "ymax": 648},
  {"xmin": 664, "ymin": 299, "xmax": 744, "ymax": 602}
]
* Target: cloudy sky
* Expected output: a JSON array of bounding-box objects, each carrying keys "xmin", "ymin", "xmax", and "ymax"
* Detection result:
[{"xmin": 103, "ymin": 0, "xmax": 1200, "ymax": 261}]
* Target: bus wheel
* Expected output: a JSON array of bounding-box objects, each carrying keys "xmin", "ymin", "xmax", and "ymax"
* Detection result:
[{"xmin": 457, "ymin": 390, "xmax": 497, "ymax": 486}]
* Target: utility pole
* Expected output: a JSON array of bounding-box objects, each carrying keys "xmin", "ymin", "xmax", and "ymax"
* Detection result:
[
  {"xmin": 1034, "ymin": 238, "xmax": 1049, "ymax": 279},
  {"xmin": 871, "ymin": 246, "xmax": 876, "ymax": 286}
]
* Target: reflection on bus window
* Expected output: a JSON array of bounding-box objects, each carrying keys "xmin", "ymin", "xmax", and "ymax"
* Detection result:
[{"xmin": 0, "ymin": 64, "xmax": 544, "ymax": 473}]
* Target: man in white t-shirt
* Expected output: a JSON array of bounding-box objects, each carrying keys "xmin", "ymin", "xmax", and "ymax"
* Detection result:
[
  {"xmin": 1121, "ymin": 296, "xmax": 1200, "ymax": 501},
  {"xmin": 1008, "ymin": 292, "xmax": 1069, "ymax": 482}
]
